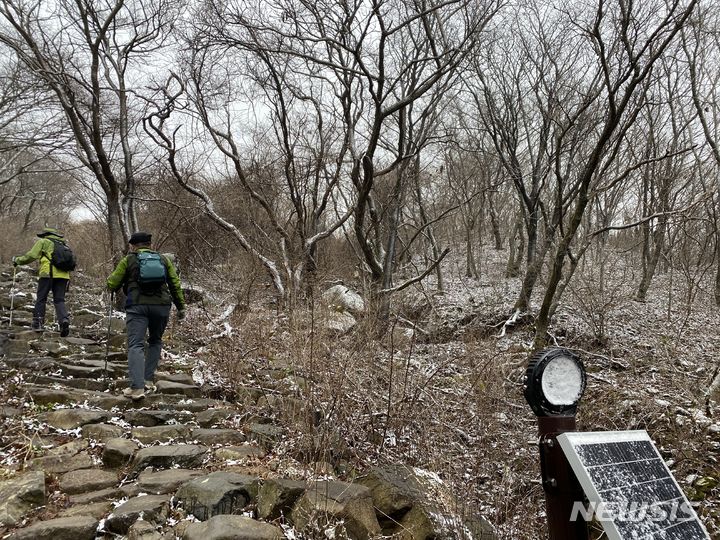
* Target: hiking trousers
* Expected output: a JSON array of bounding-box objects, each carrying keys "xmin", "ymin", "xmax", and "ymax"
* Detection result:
[
  {"xmin": 126, "ymin": 304, "xmax": 171, "ymax": 390},
  {"xmin": 34, "ymin": 278, "xmax": 69, "ymax": 327}
]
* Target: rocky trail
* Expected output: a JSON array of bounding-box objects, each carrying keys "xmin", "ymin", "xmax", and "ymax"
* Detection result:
[{"xmin": 0, "ymin": 269, "xmax": 493, "ymax": 540}]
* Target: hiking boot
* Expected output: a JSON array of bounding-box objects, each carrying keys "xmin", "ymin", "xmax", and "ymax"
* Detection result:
[
  {"xmin": 122, "ymin": 387, "xmax": 145, "ymax": 401},
  {"xmin": 144, "ymin": 380, "xmax": 156, "ymax": 392},
  {"xmin": 31, "ymin": 318, "xmax": 43, "ymax": 332},
  {"xmin": 60, "ymin": 320, "xmax": 70, "ymax": 337}
]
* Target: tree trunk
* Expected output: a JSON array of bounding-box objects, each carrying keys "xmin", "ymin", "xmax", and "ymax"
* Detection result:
[
  {"xmin": 506, "ymin": 216, "xmax": 524, "ymax": 278},
  {"xmin": 533, "ymin": 194, "xmax": 589, "ymax": 349},
  {"xmin": 107, "ymin": 196, "xmax": 127, "ymax": 260},
  {"xmin": 466, "ymin": 222, "xmax": 478, "ymax": 278},
  {"xmin": 526, "ymin": 205, "xmax": 539, "ymax": 264},
  {"xmin": 715, "ymin": 255, "xmax": 720, "ymax": 307},
  {"xmin": 378, "ymin": 172, "xmax": 404, "ymax": 323},
  {"xmin": 636, "ymin": 226, "xmax": 666, "ymax": 302},
  {"xmin": 488, "ymin": 192, "xmax": 503, "ymax": 250}
]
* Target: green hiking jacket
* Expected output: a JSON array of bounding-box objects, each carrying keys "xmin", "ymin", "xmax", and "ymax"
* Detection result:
[
  {"xmin": 106, "ymin": 248, "xmax": 186, "ymax": 310},
  {"xmin": 15, "ymin": 234, "xmax": 72, "ymax": 279}
]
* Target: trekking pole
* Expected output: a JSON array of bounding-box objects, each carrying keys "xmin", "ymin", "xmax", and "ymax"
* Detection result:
[
  {"xmin": 104, "ymin": 291, "xmax": 114, "ymax": 383},
  {"xmin": 8, "ymin": 265, "xmax": 17, "ymax": 328}
]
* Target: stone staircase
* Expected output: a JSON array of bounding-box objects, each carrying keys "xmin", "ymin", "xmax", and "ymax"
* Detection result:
[{"xmin": 0, "ymin": 269, "xmax": 495, "ymax": 540}]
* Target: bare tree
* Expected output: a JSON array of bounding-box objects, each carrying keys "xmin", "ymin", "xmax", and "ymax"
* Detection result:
[
  {"xmin": 531, "ymin": 0, "xmax": 698, "ymax": 348},
  {"xmin": 146, "ymin": 0, "xmax": 499, "ymax": 315},
  {"xmin": 465, "ymin": 2, "xmax": 594, "ymax": 315},
  {"xmin": 682, "ymin": 4, "xmax": 720, "ymax": 306},
  {"xmin": 0, "ymin": 44, "xmax": 74, "ymax": 232},
  {"xmin": 634, "ymin": 62, "xmax": 697, "ymax": 302},
  {"xmin": 0, "ymin": 0, "xmax": 182, "ymax": 255}
]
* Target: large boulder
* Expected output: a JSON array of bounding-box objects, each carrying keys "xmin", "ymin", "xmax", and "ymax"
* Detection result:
[
  {"xmin": 175, "ymin": 472, "xmax": 260, "ymax": 521},
  {"xmin": 323, "ymin": 311, "xmax": 357, "ymax": 334},
  {"xmin": 6, "ymin": 515, "xmax": 98, "ymax": 540},
  {"xmin": 321, "ymin": 285, "xmax": 365, "ymax": 315},
  {"xmin": 182, "ymin": 515, "xmax": 283, "ymax": 540},
  {"xmin": 104, "ymin": 494, "xmax": 170, "ymax": 535},
  {"xmin": 291, "ymin": 480, "xmax": 380, "ymax": 540},
  {"xmin": 357, "ymin": 465, "xmax": 495, "ymax": 539},
  {"xmin": 44, "ymin": 408, "xmax": 110, "ymax": 430},
  {"xmin": 130, "ymin": 444, "xmax": 208, "ymax": 474},
  {"xmin": 0, "ymin": 471, "xmax": 45, "ymax": 527},
  {"xmin": 257, "ymin": 478, "xmax": 305, "ymax": 520}
]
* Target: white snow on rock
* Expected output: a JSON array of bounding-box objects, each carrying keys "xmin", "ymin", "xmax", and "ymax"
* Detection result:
[{"xmin": 321, "ymin": 285, "xmax": 365, "ymax": 314}]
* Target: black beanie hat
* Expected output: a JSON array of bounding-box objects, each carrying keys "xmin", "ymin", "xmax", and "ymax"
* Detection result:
[{"xmin": 129, "ymin": 231, "xmax": 152, "ymax": 245}]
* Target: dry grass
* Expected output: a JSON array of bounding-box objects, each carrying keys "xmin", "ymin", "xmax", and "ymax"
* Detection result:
[{"xmin": 197, "ymin": 248, "xmax": 720, "ymax": 539}]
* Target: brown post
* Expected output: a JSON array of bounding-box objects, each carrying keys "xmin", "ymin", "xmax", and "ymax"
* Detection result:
[{"xmin": 537, "ymin": 416, "xmax": 589, "ymax": 540}]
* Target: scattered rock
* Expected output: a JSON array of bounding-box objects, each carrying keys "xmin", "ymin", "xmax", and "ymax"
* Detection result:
[
  {"xmin": 28, "ymin": 453, "xmax": 95, "ymax": 474},
  {"xmin": 155, "ymin": 381, "xmax": 201, "ymax": 397},
  {"xmin": 81, "ymin": 423, "xmax": 124, "ymax": 441},
  {"xmin": 58, "ymin": 469, "xmax": 118, "ymax": 495},
  {"xmin": 358, "ymin": 465, "xmax": 495, "ymax": 539},
  {"xmin": 195, "ymin": 408, "xmax": 238, "ymax": 428},
  {"xmin": 0, "ymin": 471, "xmax": 45, "ymax": 527},
  {"xmin": 124, "ymin": 409, "xmax": 178, "ymax": 427},
  {"xmin": 214, "ymin": 445, "xmax": 266, "ymax": 462},
  {"xmin": 136, "ymin": 469, "xmax": 204, "ymax": 495},
  {"xmin": 131, "ymin": 424, "xmax": 192, "ymax": 444},
  {"xmin": 131, "ymin": 444, "xmax": 208, "ymax": 474},
  {"xmin": 44, "ymin": 409, "xmax": 109, "ymax": 430},
  {"xmin": 246, "ymin": 424, "xmax": 284, "ymax": 451},
  {"xmin": 127, "ymin": 519, "xmax": 164, "ymax": 540},
  {"xmin": 5, "ymin": 515, "xmax": 98, "ymax": 540},
  {"xmin": 104, "ymin": 494, "xmax": 170, "ymax": 535},
  {"xmin": 59, "ymin": 500, "xmax": 113, "ymax": 519},
  {"xmin": 191, "ymin": 428, "xmax": 246, "ymax": 446},
  {"xmin": 175, "ymin": 471, "xmax": 260, "ymax": 521},
  {"xmin": 257, "ymin": 478, "xmax": 305, "ymax": 520},
  {"xmin": 291, "ymin": 480, "xmax": 381, "ymax": 539},
  {"xmin": 182, "ymin": 514, "xmax": 283, "ymax": 540},
  {"xmin": 69, "ymin": 487, "xmax": 122, "ymax": 505},
  {"xmin": 103, "ymin": 438, "xmax": 139, "ymax": 468}
]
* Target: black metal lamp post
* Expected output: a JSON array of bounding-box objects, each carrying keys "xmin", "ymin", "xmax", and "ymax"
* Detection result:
[{"xmin": 524, "ymin": 347, "xmax": 590, "ymax": 540}]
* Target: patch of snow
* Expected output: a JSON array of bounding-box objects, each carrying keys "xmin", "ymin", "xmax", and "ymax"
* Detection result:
[{"xmin": 413, "ymin": 467, "xmax": 444, "ymax": 485}]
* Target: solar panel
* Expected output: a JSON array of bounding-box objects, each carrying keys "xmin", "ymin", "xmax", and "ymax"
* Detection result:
[{"xmin": 557, "ymin": 430, "xmax": 710, "ymax": 540}]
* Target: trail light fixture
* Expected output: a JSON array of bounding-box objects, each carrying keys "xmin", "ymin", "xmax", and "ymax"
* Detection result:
[
  {"xmin": 524, "ymin": 347, "xmax": 586, "ymax": 417},
  {"xmin": 525, "ymin": 347, "xmax": 589, "ymax": 540}
]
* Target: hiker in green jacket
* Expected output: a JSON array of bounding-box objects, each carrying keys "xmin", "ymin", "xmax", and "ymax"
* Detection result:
[
  {"xmin": 13, "ymin": 226, "xmax": 74, "ymax": 336},
  {"xmin": 106, "ymin": 231, "xmax": 186, "ymax": 400}
]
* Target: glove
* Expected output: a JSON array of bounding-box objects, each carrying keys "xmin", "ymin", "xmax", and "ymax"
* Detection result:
[
  {"xmin": 12, "ymin": 256, "xmax": 18, "ymax": 266},
  {"xmin": 177, "ymin": 310, "xmax": 186, "ymax": 321}
]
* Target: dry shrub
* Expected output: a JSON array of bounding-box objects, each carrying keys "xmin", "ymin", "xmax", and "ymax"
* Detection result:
[
  {"xmin": 0, "ymin": 219, "xmax": 34, "ymax": 267},
  {"xmin": 69, "ymin": 219, "xmax": 112, "ymax": 277},
  {"xmin": 201, "ymin": 297, "xmax": 554, "ymax": 538},
  {"xmin": 566, "ymin": 252, "xmax": 636, "ymax": 346}
]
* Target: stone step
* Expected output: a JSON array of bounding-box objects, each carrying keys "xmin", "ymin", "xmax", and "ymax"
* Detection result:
[
  {"xmin": 0, "ymin": 278, "xmax": 488, "ymax": 540},
  {"xmin": 5, "ymin": 515, "xmax": 99, "ymax": 540}
]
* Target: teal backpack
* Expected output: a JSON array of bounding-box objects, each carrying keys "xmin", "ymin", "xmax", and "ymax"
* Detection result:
[{"xmin": 135, "ymin": 251, "xmax": 167, "ymax": 289}]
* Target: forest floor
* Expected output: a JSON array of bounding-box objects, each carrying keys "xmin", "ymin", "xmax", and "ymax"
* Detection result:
[
  {"xmin": 197, "ymin": 247, "xmax": 720, "ymax": 539},
  {"xmin": 1, "ymin": 246, "xmax": 717, "ymax": 539}
]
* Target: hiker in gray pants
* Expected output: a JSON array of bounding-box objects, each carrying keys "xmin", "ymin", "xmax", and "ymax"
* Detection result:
[
  {"xmin": 13, "ymin": 226, "xmax": 73, "ymax": 335},
  {"xmin": 106, "ymin": 231, "xmax": 186, "ymax": 401}
]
